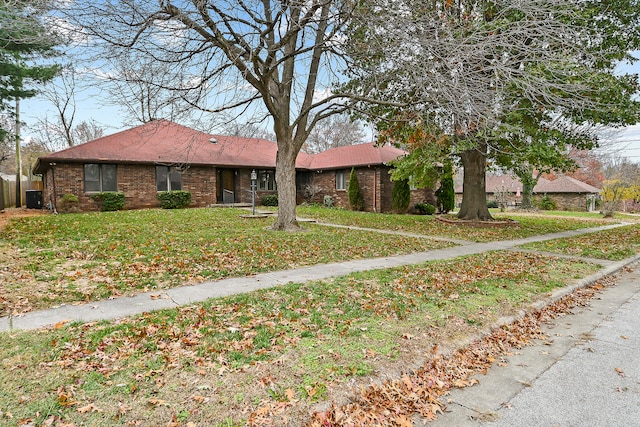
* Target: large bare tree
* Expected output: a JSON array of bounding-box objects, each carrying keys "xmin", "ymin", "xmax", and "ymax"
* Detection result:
[{"xmin": 63, "ymin": 0, "xmax": 358, "ymax": 230}]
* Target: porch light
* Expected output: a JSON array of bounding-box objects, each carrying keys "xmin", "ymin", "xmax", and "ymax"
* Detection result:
[{"xmin": 251, "ymin": 169, "xmax": 257, "ymax": 215}]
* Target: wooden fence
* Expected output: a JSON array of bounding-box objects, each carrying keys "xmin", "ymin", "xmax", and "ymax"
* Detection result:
[{"xmin": 0, "ymin": 177, "xmax": 43, "ymax": 210}]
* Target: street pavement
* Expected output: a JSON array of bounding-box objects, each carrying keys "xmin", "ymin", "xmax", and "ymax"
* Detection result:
[
  {"xmin": 425, "ymin": 260, "xmax": 640, "ymax": 427},
  {"xmin": 2, "ymin": 220, "xmax": 640, "ymax": 427}
]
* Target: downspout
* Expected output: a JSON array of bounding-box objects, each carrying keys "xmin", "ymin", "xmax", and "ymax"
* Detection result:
[
  {"xmin": 373, "ymin": 168, "xmax": 377, "ymax": 212},
  {"xmin": 49, "ymin": 163, "xmax": 58, "ymax": 214}
]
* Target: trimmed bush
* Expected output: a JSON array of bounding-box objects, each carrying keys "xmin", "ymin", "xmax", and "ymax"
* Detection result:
[
  {"xmin": 391, "ymin": 179, "xmax": 411, "ymax": 213},
  {"xmin": 59, "ymin": 193, "xmax": 80, "ymax": 213},
  {"xmin": 261, "ymin": 194, "xmax": 278, "ymax": 206},
  {"xmin": 157, "ymin": 191, "xmax": 192, "ymax": 209},
  {"xmin": 414, "ymin": 202, "xmax": 436, "ymax": 215},
  {"xmin": 347, "ymin": 168, "xmax": 364, "ymax": 211},
  {"xmin": 538, "ymin": 194, "xmax": 557, "ymax": 210},
  {"xmin": 91, "ymin": 192, "xmax": 126, "ymax": 211},
  {"xmin": 486, "ymin": 200, "xmax": 499, "ymax": 209}
]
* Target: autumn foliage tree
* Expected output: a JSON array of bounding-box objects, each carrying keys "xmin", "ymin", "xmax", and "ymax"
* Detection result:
[{"xmin": 345, "ymin": 0, "xmax": 640, "ymax": 221}]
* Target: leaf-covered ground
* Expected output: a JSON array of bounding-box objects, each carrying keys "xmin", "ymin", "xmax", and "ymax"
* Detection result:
[
  {"xmin": 295, "ymin": 206, "xmax": 615, "ymax": 242},
  {"xmin": 519, "ymin": 223, "xmax": 640, "ymax": 260},
  {"xmin": 0, "ymin": 251, "xmax": 600, "ymax": 426},
  {"xmin": 0, "ymin": 207, "xmax": 632, "ymax": 426},
  {"xmin": 0, "ymin": 208, "xmax": 453, "ymax": 316}
]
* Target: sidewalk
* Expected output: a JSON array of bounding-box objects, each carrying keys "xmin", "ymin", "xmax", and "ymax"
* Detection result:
[
  {"xmin": 424, "ymin": 260, "xmax": 640, "ymax": 427},
  {"xmin": 0, "ymin": 222, "xmax": 630, "ymax": 332}
]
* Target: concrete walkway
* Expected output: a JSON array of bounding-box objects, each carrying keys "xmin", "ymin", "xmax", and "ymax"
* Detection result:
[{"xmin": 0, "ymin": 222, "xmax": 630, "ymax": 332}]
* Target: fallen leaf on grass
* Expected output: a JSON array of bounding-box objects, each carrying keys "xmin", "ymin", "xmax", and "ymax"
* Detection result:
[
  {"xmin": 148, "ymin": 398, "xmax": 170, "ymax": 407},
  {"xmin": 53, "ymin": 320, "xmax": 70, "ymax": 329},
  {"xmin": 285, "ymin": 388, "xmax": 296, "ymax": 402},
  {"xmin": 191, "ymin": 395, "xmax": 208, "ymax": 404},
  {"xmin": 76, "ymin": 403, "xmax": 101, "ymax": 414}
]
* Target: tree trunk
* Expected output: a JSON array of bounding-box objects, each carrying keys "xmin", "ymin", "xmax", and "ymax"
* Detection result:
[
  {"xmin": 521, "ymin": 181, "xmax": 534, "ymax": 209},
  {"xmin": 457, "ymin": 144, "xmax": 493, "ymax": 221},
  {"xmin": 272, "ymin": 143, "xmax": 302, "ymax": 231}
]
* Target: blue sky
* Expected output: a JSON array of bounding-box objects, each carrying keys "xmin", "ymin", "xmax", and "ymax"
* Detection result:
[
  {"xmin": 19, "ymin": 49, "xmax": 640, "ymax": 162},
  {"xmin": 606, "ymin": 54, "xmax": 640, "ymax": 162}
]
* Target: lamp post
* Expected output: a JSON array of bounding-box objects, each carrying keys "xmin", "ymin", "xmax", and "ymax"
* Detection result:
[{"xmin": 251, "ymin": 169, "xmax": 257, "ymax": 215}]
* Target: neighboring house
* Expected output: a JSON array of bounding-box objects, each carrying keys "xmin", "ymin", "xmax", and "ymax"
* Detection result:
[
  {"xmin": 454, "ymin": 173, "xmax": 601, "ymax": 212},
  {"xmin": 33, "ymin": 120, "xmax": 431, "ymax": 213}
]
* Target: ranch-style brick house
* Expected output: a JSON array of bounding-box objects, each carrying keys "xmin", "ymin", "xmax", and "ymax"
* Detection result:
[
  {"xmin": 33, "ymin": 120, "xmax": 435, "ymax": 213},
  {"xmin": 454, "ymin": 173, "xmax": 602, "ymax": 212}
]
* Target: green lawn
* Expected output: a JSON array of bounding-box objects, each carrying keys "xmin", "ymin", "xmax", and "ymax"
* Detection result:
[
  {"xmin": 295, "ymin": 205, "xmax": 614, "ymax": 242},
  {"xmin": 0, "ymin": 251, "xmax": 599, "ymax": 427},
  {"xmin": 0, "ymin": 206, "xmax": 633, "ymax": 426},
  {"xmin": 520, "ymin": 223, "xmax": 640, "ymax": 260},
  {"xmin": 0, "ymin": 208, "xmax": 452, "ymax": 316}
]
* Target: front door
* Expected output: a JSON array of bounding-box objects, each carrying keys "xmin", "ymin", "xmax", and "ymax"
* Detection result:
[{"xmin": 217, "ymin": 169, "xmax": 236, "ymax": 203}]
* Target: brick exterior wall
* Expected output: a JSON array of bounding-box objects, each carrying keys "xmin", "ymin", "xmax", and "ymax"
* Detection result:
[
  {"xmin": 532, "ymin": 193, "xmax": 594, "ymax": 211},
  {"xmin": 44, "ymin": 163, "xmax": 220, "ymax": 212},
  {"xmin": 42, "ymin": 162, "xmax": 435, "ymax": 213},
  {"xmin": 456, "ymin": 192, "xmax": 597, "ymax": 212},
  {"xmin": 303, "ymin": 167, "xmax": 380, "ymax": 211},
  {"xmin": 183, "ymin": 166, "xmax": 217, "ymax": 207},
  {"xmin": 296, "ymin": 166, "xmax": 436, "ymax": 213}
]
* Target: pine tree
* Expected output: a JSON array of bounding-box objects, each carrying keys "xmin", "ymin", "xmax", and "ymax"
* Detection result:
[
  {"xmin": 436, "ymin": 161, "xmax": 455, "ymax": 213},
  {"xmin": 347, "ymin": 167, "xmax": 364, "ymax": 211},
  {"xmin": 0, "ymin": 1, "xmax": 60, "ymax": 120},
  {"xmin": 391, "ymin": 179, "xmax": 410, "ymax": 213}
]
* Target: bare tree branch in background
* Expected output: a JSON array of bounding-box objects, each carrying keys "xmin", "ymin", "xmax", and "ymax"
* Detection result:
[
  {"xmin": 220, "ymin": 121, "xmax": 275, "ymax": 140},
  {"xmin": 302, "ymin": 114, "xmax": 367, "ymax": 153},
  {"xmin": 101, "ymin": 52, "xmax": 204, "ymax": 126},
  {"xmin": 33, "ymin": 65, "xmax": 106, "ymax": 151}
]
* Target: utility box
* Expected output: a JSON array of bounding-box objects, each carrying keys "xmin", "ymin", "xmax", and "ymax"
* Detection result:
[{"xmin": 26, "ymin": 190, "xmax": 43, "ymax": 209}]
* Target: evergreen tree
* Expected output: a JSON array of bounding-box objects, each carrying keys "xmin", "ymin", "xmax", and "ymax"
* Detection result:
[
  {"xmin": 0, "ymin": 1, "xmax": 60, "ymax": 125},
  {"xmin": 436, "ymin": 161, "xmax": 455, "ymax": 213},
  {"xmin": 347, "ymin": 167, "xmax": 364, "ymax": 211},
  {"xmin": 391, "ymin": 179, "xmax": 410, "ymax": 213}
]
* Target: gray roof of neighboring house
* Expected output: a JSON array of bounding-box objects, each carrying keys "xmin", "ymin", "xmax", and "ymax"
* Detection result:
[
  {"xmin": 0, "ymin": 173, "xmax": 28, "ymax": 182},
  {"xmin": 455, "ymin": 174, "xmax": 601, "ymax": 194}
]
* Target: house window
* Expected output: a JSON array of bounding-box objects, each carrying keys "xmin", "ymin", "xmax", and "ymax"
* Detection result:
[
  {"xmin": 257, "ymin": 170, "xmax": 276, "ymax": 191},
  {"xmin": 156, "ymin": 166, "xmax": 183, "ymax": 191},
  {"xmin": 84, "ymin": 164, "xmax": 117, "ymax": 192},
  {"xmin": 336, "ymin": 170, "xmax": 347, "ymax": 190}
]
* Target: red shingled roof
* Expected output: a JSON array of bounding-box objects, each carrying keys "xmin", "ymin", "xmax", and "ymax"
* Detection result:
[
  {"xmin": 36, "ymin": 120, "xmax": 285, "ymax": 170},
  {"xmin": 34, "ymin": 120, "xmax": 400, "ymax": 173},
  {"xmin": 303, "ymin": 142, "xmax": 406, "ymax": 170}
]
